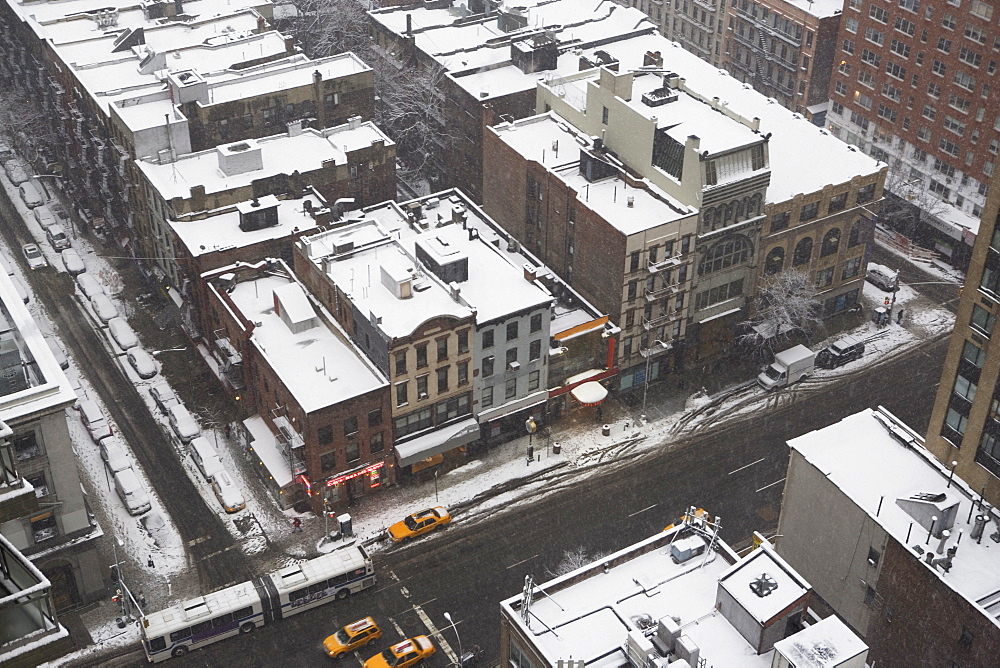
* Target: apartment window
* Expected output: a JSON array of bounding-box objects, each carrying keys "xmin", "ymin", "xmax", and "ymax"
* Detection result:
[
  {"xmin": 242, "ymin": 114, "xmax": 253, "ymax": 129},
  {"xmin": 965, "ymin": 23, "xmax": 986, "ymax": 44},
  {"xmin": 944, "ymin": 116, "xmax": 966, "ymax": 136},
  {"xmin": 321, "ymin": 452, "xmax": 337, "ymax": 472},
  {"xmin": 416, "ymin": 343, "xmax": 428, "ymax": 368},
  {"xmin": 325, "ymin": 92, "xmax": 340, "ymax": 106},
  {"xmin": 482, "ymin": 356, "xmax": 494, "ymax": 377},
  {"xmin": 932, "ymin": 59, "xmax": 947, "ymax": 76},
  {"xmin": 864, "ymin": 585, "xmax": 877, "ymax": 606},
  {"xmin": 437, "ymin": 367, "xmax": 449, "ymax": 393},
  {"xmin": 939, "ymin": 137, "xmax": 960, "ymax": 157},
  {"xmin": 458, "ymin": 361, "xmax": 469, "ymax": 386},
  {"xmin": 835, "ymin": 81, "xmax": 848, "ymax": 96},
  {"xmin": 770, "ymin": 211, "xmax": 790, "ymax": 233},
  {"xmin": 12, "ymin": 432, "xmax": 40, "ymax": 461},
  {"xmin": 885, "ymin": 61, "xmax": 906, "ymax": 80},
  {"xmin": 529, "ymin": 339, "xmax": 541, "ymax": 361},
  {"xmin": 31, "ymin": 513, "xmax": 58, "ymax": 543},
  {"xmin": 345, "ymin": 442, "xmax": 360, "ymax": 464},
  {"xmin": 858, "ymin": 70, "xmax": 876, "ymax": 88},
  {"xmin": 505, "ymin": 377, "xmax": 517, "ymax": 400},
  {"xmin": 368, "ymin": 408, "xmax": 382, "ymax": 427},
  {"xmin": 856, "ymin": 93, "xmax": 873, "ymax": 110},
  {"xmin": 601, "ymin": 106, "xmax": 609, "ymax": 124},
  {"xmin": 960, "ymin": 47, "xmax": 983, "ymax": 67},
  {"xmin": 793, "ymin": 237, "xmax": 814, "ymax": 266},
  {"xmin": 396, "ymin": 381, "xmax": 408, "ymax": 407},
  {"xmin": 945, "ymin": 406, "xmax": 969, "ymax": 437},
  {"xmin": 865, "ymin": 27, "xmax": 885, "ymax": 46},
  {"xmin": 877, "ymin": 104, "xmax": 898, "ymax": 123},
  {"xmin": 954, "ymin": 71, "xmax": 975, "ymax": 91},
  {"xmin": 894, "ymin": 17, "xmax": 915, "ymax": 36},
  {"xmin": 482, "ymin": 386, "xmax": 494, "ymax": 408},
  {"xmin": 821, "ymin": 228, "xmax": 841, "ymax": 256},
  {"xmin": 370, "ymin": 432, "xmax": 384, "ymax": 454},
  {"xmin": 318, "ymin": 426, "xmax": 333, "ymax": 446},
  {"xmin": 417, "ymin": 375, "xmax": 428, "ymax": 398},
  {"xmin": 627, "ymin": 281, "xmax": 638, "ymax": 300},
  {"xmin": 437, "ymin": 337, "xmax": 448, "ymax": 362},
  {"xmin": 953, "ymin": 370, "xmax": 978, "ymax": 402},
  {"xmin": 530, "ymin": 313, "xmax": 542, "ymax": 333},
  {"xmin": 458, "ymin": 329, "xmax": 470, "ymax": 354},
  {"xmin": 528, "ymin": 370, "xmax": 540, "ymax": 392},
  {"xmin": 394, "ymin": 351, "xmax": 407, "ymax": 377},
  {"xmin": 26, "ymin": 471, "xmax": 49, "ymax": 498},
  {"xmin": 898, "ymin": 0, "xmax": 919, "ymax": 12},
  {"xmin": 869, "ymin": 5, "xmax": 887, "ymax": 22},
  {"xmin": 927, "ymin": 82, "xmax": 941, "ymax": 98},
  {"xmin": 630, "ymin": 250, "xmax": 641, "ymax": 272},
  {"xmin": 483, "ymin": 329, "xmax": 494, "ymax": 349},
  {"xmin": 394, "ymin": 407, "xmax": 434, "ymax": 438},
  {"xmin": 815, "ymin": 266, "xmax": 835, "ymax": 288},
  {"xmin": 922, "ymin": 105, "xmax": 937, "ymax": 120},
  {"xmin": 506, "ymin": 348, "xmax": 518, "ymax": 366},
  {"xmin": 800, "ymin": 202, "xmax": 819, "ymax": 221},
  {"xmin": 971, "ymin": 304, "xmax": 996, "ymax": 336},
  {"xmin": 263, "ymin": 107, "xmax": 275, "ymax": 127},
  {"xmin": 344, "ymin": 417, "xmax": 358, "ymax": 436},
  {"xmin": 846, "ymin": 17, "xmax": 859, "ymax": 33},
  {"xmin": 890, "ymin": 40, "xmax": 911, "ymax": 58},
  {"xmin": 843, "ymin": 39, "xmax": 856, "ymax": 55},
  {"xmin": 506, "ymin": 321, "xmax": 519, "ymax": 341},
  {"xmin": 868, "ymin": 547, "xmax": 881, "ymax": 567},
  {"xmin": 938, "ymin": 37, "xmax": 952, "ymax": 53},
  {"xmin": 694, "ymin": 279, "xmax": 744, "ymax": 310},
  {"xmin": 861, "ymin": 49, "xmax": 881, "ymax": 67},
  {"xmin": 843, "ymin": 256, "xmax": 862, "ymax": 279}
]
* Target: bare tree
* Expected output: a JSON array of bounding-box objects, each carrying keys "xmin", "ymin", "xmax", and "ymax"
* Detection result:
[
  {"xmin": 546, "ymin": 546, "xmax": 607, "ymax": 578},
  {"xmin": 284, "ymin": 0, "xmax": 453, "ymax": 190},
  {"xmin": 879, "ymin": 167, "xmax": 949, "ymax": 240},
  {"xmin": 0, "ymin": 90, "xmax": 56, "ymax": 167},
  {"xmin": 738, "ymin": 269, "xmax": 824, "ymax": 358}
]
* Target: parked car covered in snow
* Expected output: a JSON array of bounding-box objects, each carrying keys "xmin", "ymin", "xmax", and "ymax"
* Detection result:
[
  {"xmin": 90, "ymin": 293, "xmax": 118, "ymax": 323},
  {"xmin": 167, "ymin": 404, "xmax": 200, "ymax": 443},
  {"xmin": 22, "ymin": 243, "xmax": 46, "ymax": 270},
  {"xmin": 78, "ymin": 399, "xmax": 112, "ymax": 441},
  {"xmin": 188, "ymin": 436, "xmax": 224, "ymax": 481},
  {"xmin": 107, "ymin": 317, "xmax": 139, "ymax": 349},
  {"xmin": 45, "ymin": 223, "xmax": 71, "ymax": 251},
  {"xmin": 114, "ymin": 468, "xmax": 151, "ymax": 516},
  {"xmin": 60, "ymin": 248, "xmax": 85, "ymax": 276},
  {"xmin": 5, "ymin": 159, "xmax": 31, "ymax": 185},
  {"xmin": 76, "ymin": 273, "xmax": 104, "ymax": 299},
  {"xmin": 100, "ymin": 439, "xmax": 131, "ymax": 474},
  {"xmin": 127, "ymin": 348, "xmax": 157, "ymax": 379},
  {"xmin": 18, "ymin": 182, "xmax": 43, "ymax": 208},
  {"xmin": 148, "ymin": 380, "xmax": 179, "ymax": 415},
  {"xmin": 211, "ymin": 470, "xmax": 245, "ymax": 513},
  {"xmin": 33, "ymin": 205, "xmax": 56, "ymax": 229}
]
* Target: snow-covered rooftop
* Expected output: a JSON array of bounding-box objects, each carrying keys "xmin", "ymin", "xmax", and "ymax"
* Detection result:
[
  {"xmin": 301, "ymin": 223, "xmax": 474, "ymax": 340},
  {"xmin": 139, "ymin": 120, "xmax": 390, "ymax": 201},
  {"xmin": 350, "ymin": 203, "xmax": 553, "ymax": 326},
  {"xmin": 788, "ymin": 407, "xmax": 1000, "ymax": 630},
  {"xmin": 343, "ymin": 190, "xmax": 607, "ymax": 335},
  {"xmin": 492, "ymin": 113, "xmax": 696, "ymax": 235},
  {"xmin": 772, "ymin": 615, "xmax": 869, "ymax": 667},
  {"xmin": 226, "ymin": 271, "xmax": 386, "ymax": 413},
  {"xmin": 500, "ymin": 525, "xmax": 838, "ymax": 667},
  {"xmin": 784, "ymin": 0, "xmax": 845, "ymax": 19},
  {"xmin": 204, "ymin": 52, "xmax": 371, "ymax": 105},
  {"xmin": 170, "ymin": 192, "xmax": 324, "ymax": 259}
]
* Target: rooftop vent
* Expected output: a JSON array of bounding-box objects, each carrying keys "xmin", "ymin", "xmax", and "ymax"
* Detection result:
[
  {"xmin": 641, "ymin": 87, "xmax": 678, "ymax": 107},
  {"xmin": 749, "ymin": 574, "xmax": 778, "ymax": 598}
]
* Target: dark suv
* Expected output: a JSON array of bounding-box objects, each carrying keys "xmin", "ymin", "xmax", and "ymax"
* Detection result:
[{"xmin": 816, "ymin": 335, "xmax": 866, "ymax": 369}]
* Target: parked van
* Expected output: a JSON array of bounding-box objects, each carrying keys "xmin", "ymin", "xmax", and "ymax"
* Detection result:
[
  {"xmin": 757, "ymin": 345, "xmax": 815, "ymax": 391},
  {"xmin": 816, "ymin": 335, "xmax": 867, "ymax": 369},
  {"xmin": 18, "ymin": 182, "xmax": 43, "ymax": 208},
  {"xmin": 33, "ymin": 205, "xmax": 56, "ymax": 229},
  {"xmin": 211, "ymin": 470, "xmax": 245, "ymax": 513},
  {"xmin": 114, "ymin": 468, "xmax": 151, "ymax": 515},
  {"xmin": 866, "ymin": 263, "xmax": 899, "ymax": 292},
  {"xmin": 168, "ymin": 404, "xmax": 200, "ymax": 443},
  {"xmin": 45, "ymin": 224, "xmax": 70, "ymax": 251},
  {"xmin": 78, "ymin": 398, "xmax": 112, "ymax": 441},
  {"xmin": 189, "ymin": 436, "xmax": 224, "ymax": 480}
]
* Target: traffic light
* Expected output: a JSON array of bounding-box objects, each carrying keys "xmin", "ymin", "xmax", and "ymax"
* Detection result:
[
  {"xmin": 884, "ymin": 297, "xmax": 890, "ymax": 306},
  {"xmin": 112, "ymin": 589, "xmax": 121, "ymax": 603}
]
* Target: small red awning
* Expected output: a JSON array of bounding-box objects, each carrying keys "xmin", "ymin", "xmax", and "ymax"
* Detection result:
[{"xmin": 571, "ymin": 381, "xmax": 608, "ymax": 407}]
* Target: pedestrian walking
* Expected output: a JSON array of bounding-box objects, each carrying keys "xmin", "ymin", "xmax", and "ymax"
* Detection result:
[
  {"xmin": 292, "ymin": 517, "xmax": 303, "ymax": 533},
  {"xmin": 897, "ymin": 308, "xmax": 905, "ymax": 325},
  {"xmin": 147, "ymin": 555, "xmax": 155, "ymax": 569}
]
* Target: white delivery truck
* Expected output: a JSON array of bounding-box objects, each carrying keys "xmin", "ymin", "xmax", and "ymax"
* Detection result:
[{"xmin": 757, "ymin": 344, "xmax": 815, "ymax": 391}]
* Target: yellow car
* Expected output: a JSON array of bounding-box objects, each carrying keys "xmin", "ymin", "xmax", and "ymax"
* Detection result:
[
  {"xmin": 324, "ymin": 617, "xmax": 382, "ymax": 658},
  {"xmin": 364, "ymin": 636, "xmax": 435, "ymax": 668},
  {"xmin": 387, "ymin": 506, "xmax": 452, "ymax": 543}
]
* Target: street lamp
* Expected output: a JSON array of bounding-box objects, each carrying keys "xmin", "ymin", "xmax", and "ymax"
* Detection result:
[
  {"xmin": 151, "ymin": 347, "xmax": 186, "ymax": 357},
  {"xmin": 525, "ymin": 416, "xmax": 537, "ymax": 465},
  {"xmin": 641, "ymin": 340, "xmax": 670, "ymax": 414},
  {"xmin": 443, "ymin": 612, "xmax": 464, "ymax": 667}
]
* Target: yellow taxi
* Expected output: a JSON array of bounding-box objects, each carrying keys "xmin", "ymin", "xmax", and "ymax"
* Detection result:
[
  {"xmin": 363, "ymin": 636, "xmax": 436, "ymax": 668},
  {"xmin": 324, "ymin": 617, "xmax": 382, "ymax": 659},
  {"xmin": 387, "ymin": 506, "xmax": 452, "ymax": 543}
]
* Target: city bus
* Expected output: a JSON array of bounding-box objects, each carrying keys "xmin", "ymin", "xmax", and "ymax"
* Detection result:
[{"xmin": 141, "ymin": 545, "xmax": 375, "ymax": 662}]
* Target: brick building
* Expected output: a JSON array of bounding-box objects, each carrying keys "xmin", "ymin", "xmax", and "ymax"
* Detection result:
[
  {"xmin": 723, "ymin": 0, "xmax": 842, "ymax": 121},
  {"xmin": 826, "ymin": 0, "xmax": 998, "ymax": 268},
  {"xmin": 202, "ymin": 260, "xmax": 392, "ymax": 513},
  {"xmin": 136, "ymin": 118, "xmax": 395, "ymax": 289},
  {"xmin": 486, "ymin": 51, "xmax": 883, "ymax": 372},
  {"xmin": 778, "ymin": 407, "xmax": 1000, "ymax": 666},
  {"xmin": 629, "ymin": 0, "xmax": 727, "ymax": 67},
  {"xmin": 294, "ymin": 221, "xmax": 478, "ymax": 474},
  {"xmin": 924, "ymin": 168, "xmax": 1000, "ymax": 506}
]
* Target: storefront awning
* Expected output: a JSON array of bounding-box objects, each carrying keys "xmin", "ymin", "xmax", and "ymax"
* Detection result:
[
  {"xmin": 395, "ymin": 417, "xmax": 481, "ymax": 467},
  {"xmin": 571, "ymin": 381, "xmax": 608, "ymax": 407},
  {"xmin": 476, "ymin": 390, "xmax": 548, "ymax": 423}
]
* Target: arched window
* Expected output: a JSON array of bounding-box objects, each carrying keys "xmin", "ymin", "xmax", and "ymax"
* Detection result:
[
  {"xmin": 764, "ymin": 247, "xmax": 785, "ymax": 275},
  {"xmin": 821, "ymin": 228, "xmax": 841, "ymax": 257},
  {"xmin": 701, "ymin": 207, "xmax": 715, "ymax": 232},
  {"xmin": 699, "ymin": 236, "xmax": 753, "ymax": 275},
  {"xmin": 793, "ymin": 237, "xmax": 813, "ymax": 266},
  {"xmin": 749, "ymin": 193, "xmax": 763, "ymax": 218},
  {"xmin": 723, "ymin": 201, "xmax": 736, "ymax": 226},
  {"xmin": 848, "ymin": 220, "xmax": 862, "ymax": 247}
]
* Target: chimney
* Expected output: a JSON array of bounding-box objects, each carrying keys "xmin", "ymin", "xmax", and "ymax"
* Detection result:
[
  {"xmin": 643, "ymin": 50, "xmax": 663, "ymax": 69},
  {"xmin": 287, "ymin": 119, "xmax": 304, "ymax": 137},
  {"xmin": 751, "ymin": 117, "xmax": 761, "ymax": 132},
  {"xmin": 348, "ymin": 116, "xmax": 362, "ymax": 130},
  {"xmin": 627, "ymin": 195, "xmax": 634, "ymax": 208},
  {"xmin": 256, "ymin": 16, "xmax": 265, "ymax": 32},
  {"xmin": 406, "ymin": 13, "xmax": 412, "ymax": 35},
  {"xmin": 313, "ymin": 70, "xmax": 322, "ymax": 86},
  {"xmin": 524, "ymin": 264, "xmax": 538, "ymax": 282}
]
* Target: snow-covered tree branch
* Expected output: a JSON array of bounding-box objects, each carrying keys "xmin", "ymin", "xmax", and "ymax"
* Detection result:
[{"xmin": 738, "ymin": 269, "xmax": 824, "ymax": 357}]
